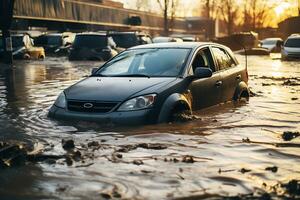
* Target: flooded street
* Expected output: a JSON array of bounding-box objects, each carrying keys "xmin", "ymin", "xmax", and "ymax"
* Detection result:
[{"xmin": 0, "ymin": 55, "xmax": 300, "ymax": 199}]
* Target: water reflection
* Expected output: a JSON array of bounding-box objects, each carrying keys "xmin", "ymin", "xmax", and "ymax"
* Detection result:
[{"xmin": 0, "ymin": 55, "xmax": 299, "ymax": 199}]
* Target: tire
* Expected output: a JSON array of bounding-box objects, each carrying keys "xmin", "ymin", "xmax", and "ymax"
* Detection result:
[{"xmin": 169, "ymin": 104, "xmax": 192, "ymax": 123}]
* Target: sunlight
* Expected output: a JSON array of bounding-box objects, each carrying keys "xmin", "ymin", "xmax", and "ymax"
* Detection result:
[{"xmin": 275, "ymin": 2, "xmax": 291, "ymax": 16}]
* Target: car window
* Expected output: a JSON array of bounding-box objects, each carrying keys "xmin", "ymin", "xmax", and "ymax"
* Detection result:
[
  {"xmin": 212, "ymin": 47, "xmax": 236, "ymax": 70},
  {"xmin": 284, "ymin": 38, "xmax": 300, "ymax": 48},
  {"xmin": 96, "ymin": 48, "xmax": 190, "ymax": 77},
  {"xmin": 189, "ymin": 47, "xmax": 215, "ymax": 75},
  {"xmin": 73, "ymin": 35, "xmax": 108, "ymax": 48},
  {"xmin": 111, "ymin": 34, "xmax": 138, "ymax": 48}
]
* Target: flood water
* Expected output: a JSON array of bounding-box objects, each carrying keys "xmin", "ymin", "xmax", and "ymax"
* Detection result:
[{"xmin": 0, "ymin": 54, "xmax": 299, "ymax": 199}]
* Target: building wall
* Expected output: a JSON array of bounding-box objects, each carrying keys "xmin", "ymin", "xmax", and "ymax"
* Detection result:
[{"xmin": 278, "ymin": 16, "xmax": 300, "ymax": 39}]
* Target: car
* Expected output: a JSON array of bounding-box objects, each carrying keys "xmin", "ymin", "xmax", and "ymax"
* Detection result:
[
  {"xmin": 108, "ymin": 31, "xmax": 152, "ymax": 49},
  {"xmin": 152, "ymin": 36, "xmax": 183, "ymax": 43},
  {"xmin": 68, "ymin": 32, "xmax": 119, "ymax": 61},
  {"xmin": 259, "ymin": 38, "xmax": 283, "ymax": 53},
  {"xmin": 5, "ymin": 34, "xmax": 45, "ymax": 60},
  {"xmin": 281, "ymin": 34, "xmax": 300, "ymax": 60},
  {"xmin": 49, "ymin": 42, "xmax": 249, "ymax": 125},
  {"xmin": 34, "ymin": 32, "xmax": 75, "ymax": 56}
]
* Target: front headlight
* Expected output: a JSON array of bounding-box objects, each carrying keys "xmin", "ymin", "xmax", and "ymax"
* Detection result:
[
  {"xmin": 118, "ymin": 94, "xmax": 156, "ymax": 111},
  {"xmin": 54, "ymin": 92, "xmax": 66, "ymax": 109}
]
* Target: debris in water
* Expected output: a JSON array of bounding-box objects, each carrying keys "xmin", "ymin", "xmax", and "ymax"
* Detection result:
[
  {"xmin": 62, "ymin": 139, "xmax": 75, "ymax": 150},
  {"xmin": 265, "ymin": 166, "xmax": 278, "ymax": 173},
  {"xmin": 133, "ymin": 160, "xmax": 143, "ymax": 165},
  {"xmin": 282, "ymin": 180, "xmax": 300, "ymax": 196},
  {"xmin": 240, "ymin": 168, "xmax": 251, "ymax": 174},
  {"xmin": 282, "ymin": 79, "xmax": 300, "ymax": 86},
  {"xmin": 282, "ymin": 131, "xmax": 300, "ymax": 141},
  {"xmin": 182, "ymin": 155, "xmax": 194, "ymax": 163}
]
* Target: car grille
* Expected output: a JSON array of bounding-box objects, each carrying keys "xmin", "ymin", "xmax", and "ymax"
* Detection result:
[{"xmin": 67, "ymin": 100, "xmax": 118, "ymax": 113}]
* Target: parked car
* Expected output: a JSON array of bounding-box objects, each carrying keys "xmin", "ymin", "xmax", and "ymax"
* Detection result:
[
  {"xmin": 152, "ymin": 36, "xmax": 183, "ymax": 43},
  {"xmin": 35, "ymin": 32, "xmax": 75, "ymax": 56},
  {"xmin": 281, "ymin": 34, "xmax": 300, "ymax": 60},
  {"xmin": 108, "ymin": 31, "xmax": 152, "ymax": 49},
  {"xmin": 259, "ymin": 38, "xmax": 283, "ymax": 53},
  {"xmin": 49, "ymin": 42, "xmax": 249, "ymax": 125},
  {"xmin": 1, "ymin": 34, "xmax": 45, "ymax": 60},
  {"xmin": 69, "ymin": 32, "xmax": 118, "ymax": 61}
]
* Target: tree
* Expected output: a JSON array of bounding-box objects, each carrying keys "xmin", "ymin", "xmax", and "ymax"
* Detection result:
[
  {"xmin": 201, "ymin": 0, "xmax": 219, "ymax": 20},
  {"xmin": 157, "ymin": 0, "xmax": 178, "ymax": 35},
  {"xmin": 243, "ymin": 0, "xmax": 277, "ymax": 31},
  {"xmin": 218, "ymin": 0, "xmax": 239, "ymax": 35}
]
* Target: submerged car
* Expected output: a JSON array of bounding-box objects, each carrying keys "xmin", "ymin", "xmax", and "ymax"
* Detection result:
[
  {"xmin": 69, "ymin": 32, "xmax": 118, "ymax": 61},
  {"xmin": 108, "ymin": 31, "xmax": 152, "ymax": 49},
  {"xmin": 49, "ymin": 43, "xmax": 249, "ymax": 125},
  {"xmin": 35, "ymin": 32, "xmax": 75, "ymax": 56},
  {"xmin": 259, "ymin": 38, "xmax": 283, "ymax": 53},
  {"xmin": 281, "ymin": 34, "xmax": 300, "ymax": 60}
]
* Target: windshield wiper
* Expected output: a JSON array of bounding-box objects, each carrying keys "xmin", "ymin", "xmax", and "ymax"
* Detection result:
[{"xmin": 111, "ymin": 74, "xmax": 151, "ymax": 78}]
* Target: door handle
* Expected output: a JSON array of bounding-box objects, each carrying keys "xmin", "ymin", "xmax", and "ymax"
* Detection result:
[
  {"xmin": 215, "ymin": 80, "xmax": 223, "ymax": 87},
  {"xmin": 236, "ymin": 75, "xmax": 241, "ymax": 80}
]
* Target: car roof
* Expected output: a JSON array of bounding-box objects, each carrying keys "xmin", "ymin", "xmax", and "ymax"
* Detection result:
[
  {"xmin": 129, "ymin": 42, "xmax": 218, "ymax": 50},
  {"xmin": 287, "ymin": 34, "xmax": 300, "ymax": 39},
  {"xmin": 76, "ymin": 32, "xmax": 107, "ymax": 36},
  {"xmin": 44, "ymin": 33, "xmax": 63, "ymax": 36},
  {"xmin": 262, "ymin": 38, "xmax": 282, "ymax": 41}
]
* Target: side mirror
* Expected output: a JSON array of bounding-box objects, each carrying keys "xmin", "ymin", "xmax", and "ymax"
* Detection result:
[
  {"xmin": 194, "ymin": 67, "xmax": 213, "ymax": 79},
  {"xmin": 91, "ymin": 67, "xmax": 98, "ymax": 75}
]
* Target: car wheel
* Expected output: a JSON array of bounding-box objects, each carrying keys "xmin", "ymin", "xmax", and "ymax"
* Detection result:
[
  {"xmin": 238, "ymin": 90, "xmax": 249, "ymax": 102},
  {"xmin": 169, "ymin": 104, "xmax": 192, "ymax": 123}
]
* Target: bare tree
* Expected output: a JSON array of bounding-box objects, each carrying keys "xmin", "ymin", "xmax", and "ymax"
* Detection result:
[
  {"xmin": 201, "ymin": 0, "xmax": 219, "ymax": 20},
  {"xmin": 157, "ymin": 0, "xmax": 178, "ymax": 35},
  {"xmin": 218, "ymin": 0, "xmax": 239, "ymax": 35},
  {"xmin": 243, "ymin": 0, "xmax": 277, "ymax": 30}
]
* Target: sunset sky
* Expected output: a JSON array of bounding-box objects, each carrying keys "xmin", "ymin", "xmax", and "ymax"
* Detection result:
[{"xmin": 115, "ymin": 0, "xmax": 299, "ymax": 27}]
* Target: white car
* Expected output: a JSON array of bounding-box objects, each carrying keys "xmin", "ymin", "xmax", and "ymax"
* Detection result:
[
  {"xmin": 260, "ymin": 38, "xmax": 283, "ymax": 52},
  {"xmin": 281, "ymin": 34, "xmax": 300, "ymax": 60},
  {"xmin": 152, "ymin": 36, "xmax": 183, "ymax": 43}
]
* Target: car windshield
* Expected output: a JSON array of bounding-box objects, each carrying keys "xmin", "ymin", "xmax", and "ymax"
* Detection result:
[
  {"xmin": 73, "ymin": 35, "xmax": 107, "ymax": 48},
  {"xmin": 94, "ymin": 48, "xmax": 190, "ymax": 77},
  {"xmin": 111, "ymin": 34, "xmax": 138, "ymax": 48},
  {"xmin": 285, "ymin": 38, "xmax": 300, "ymax": 48},
  {"xmin": 47, "ymin": 36, "xmax": 62, "ymax": 45},
  {"xmin": 12, "ymin": 36, "xmax": 24, "ymax": 48}
]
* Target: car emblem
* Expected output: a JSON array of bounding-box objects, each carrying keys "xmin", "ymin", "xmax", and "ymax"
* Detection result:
[{"xmin": 83, "ymin": 103, "xmax": 94, "ymax": 109}]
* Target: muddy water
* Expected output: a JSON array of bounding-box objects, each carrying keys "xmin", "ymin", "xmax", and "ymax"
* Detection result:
[{"xmin": 0, "ymin": 55, "xmax": 299, "ymax": 199}]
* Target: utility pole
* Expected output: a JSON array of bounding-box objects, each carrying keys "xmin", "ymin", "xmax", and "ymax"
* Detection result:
[{"xmin": 0, "ymin": 0, "xmax": 15, "ymax": 65}]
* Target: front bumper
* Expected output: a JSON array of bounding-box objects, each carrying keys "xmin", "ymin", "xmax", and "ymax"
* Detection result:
[{"xmin": 48, "ymin": 105, "xmax": 157, "ymax": 125}]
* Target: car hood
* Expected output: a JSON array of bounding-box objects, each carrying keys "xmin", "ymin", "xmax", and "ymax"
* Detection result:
[
  {"xmin": 284, "ymin": 47, "xmax": 300, "ymax": 53},
  {"xmin": 65, "ymin": 77, "xmax": 177, "ymax": 102}
]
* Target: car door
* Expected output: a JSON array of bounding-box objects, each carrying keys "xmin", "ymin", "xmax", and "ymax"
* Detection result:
[
  {"xmin": 188, "ymin": 47, "xmax": 222, "ymax": 110},
  {"xmin": 211, "ymin": 46, "xmax": 243, "ymax": 102}
]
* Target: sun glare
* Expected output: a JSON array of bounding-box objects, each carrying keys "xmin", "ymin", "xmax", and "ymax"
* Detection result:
[{"xmin": 275, "ymin": 2, "xmax": 290, "ymax": 16}]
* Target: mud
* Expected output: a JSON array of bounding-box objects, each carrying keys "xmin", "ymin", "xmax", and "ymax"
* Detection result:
[{"xmin": 0, "ymin": 55, "xmax": 299, "ymax": 199}]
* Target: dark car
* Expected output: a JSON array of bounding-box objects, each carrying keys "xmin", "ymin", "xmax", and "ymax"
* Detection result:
[
  {"xmin": 69, "ymin": 32, "xmax": 118, "ymax": 61},
  {"xmin": 49, "ymin": 42, "xmax": 249, "ymax": 125},
  {"xmin": 109, "ymin": 31, "xmax": 152, "ymax": 49},
  {"xmin": 34, "ymin": 32, "xmax": 75, "ymax": 56}
]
